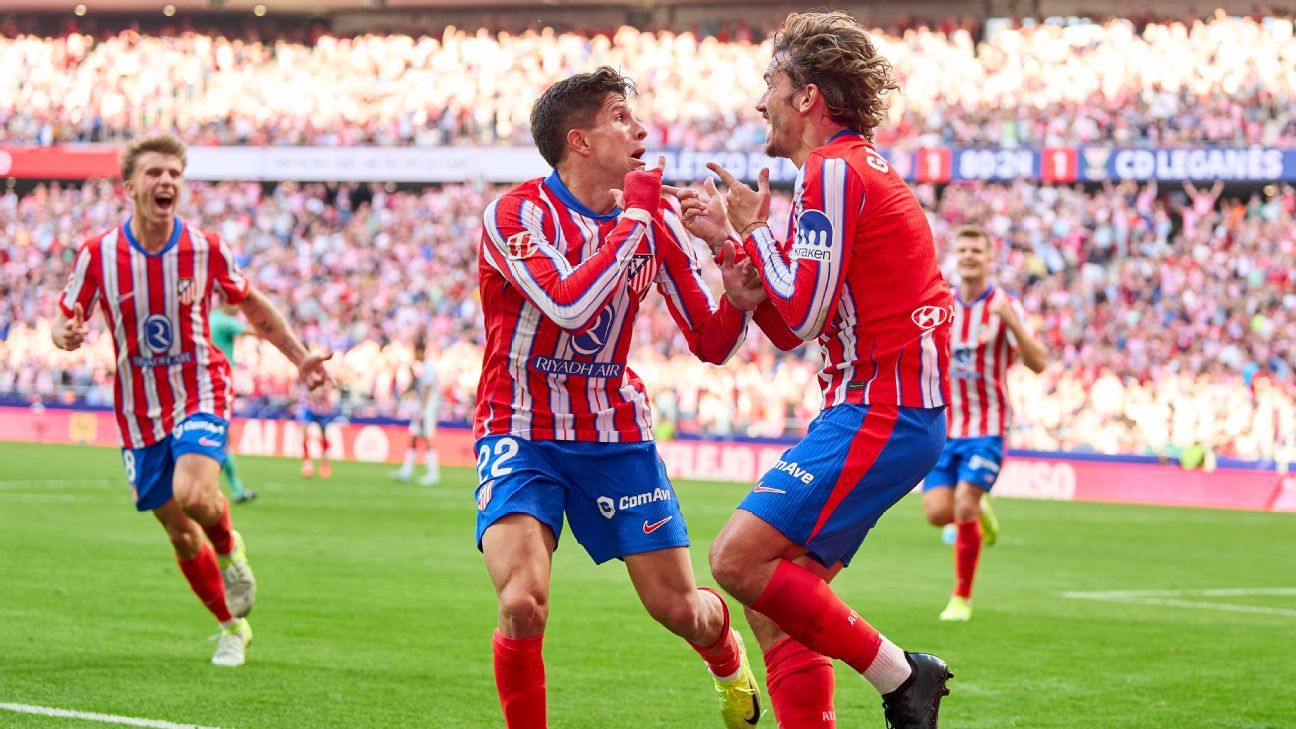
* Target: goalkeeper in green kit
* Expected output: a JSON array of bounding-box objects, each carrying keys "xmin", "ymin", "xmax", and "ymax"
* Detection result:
[{"xmin": 210, "ymin": 297, "xmax": 257, "ymax": 504}]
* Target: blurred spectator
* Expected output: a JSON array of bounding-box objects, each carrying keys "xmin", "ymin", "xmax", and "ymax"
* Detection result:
[
  {"xmin": 2, "ymin": 14, "xmax": 1294, "ymax": 149},
  {"xmin": 3, "ymin": 178, "xmax": 1293, "ymax": 464}
]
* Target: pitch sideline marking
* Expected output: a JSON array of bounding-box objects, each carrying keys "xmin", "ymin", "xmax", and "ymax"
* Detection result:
[
  {"xmin": 1060, "ymin": 587, "xmax": 1296, "ymax": 618},
  {"xmin": 0, "ymin": 703, "xmax": 219, "ymax": 728}
]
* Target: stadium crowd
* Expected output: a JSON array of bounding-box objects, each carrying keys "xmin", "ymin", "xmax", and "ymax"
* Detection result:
[
  {"xmin": 2, "ymin": 176, "xmax": 1293, "ymax": 463},
  {"xmin": 2, "ymin": 12, "xmax": 1294, "ymax": 149}
]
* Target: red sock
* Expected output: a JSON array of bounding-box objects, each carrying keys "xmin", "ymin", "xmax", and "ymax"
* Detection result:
[
  {"xmin": 688, "ymin": 587, "xmax": 742, "ymax": 677},
  {"xmin": 202, "ymin": 495, "xmax": 233, "ymax": 556},
  {"xmin": 752, "ymin": 560, "xmax": 882, "ymax": 674},
  {"xmin": 764, "ymin": 637, "xmax": 836, "ymax": 728},
  {"xmin": 493, "ymin": 630, "xmax": 546, "ymax": 729},
  {"xmin": 954, "ymin": 519, "xmax": 983, "ymax": 599},
  {"xmin": 177, "ymin": 544, "xmax": 232, "ymax": 623}
]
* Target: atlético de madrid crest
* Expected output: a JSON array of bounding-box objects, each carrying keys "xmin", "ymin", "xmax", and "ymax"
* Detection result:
[
  {"xmin": 627, "ymin": 254, "xmax": 655, "ymax": 297},
  {"xmin": 177, "ymin": 278, "xmax": 197, "ymax": 306}
]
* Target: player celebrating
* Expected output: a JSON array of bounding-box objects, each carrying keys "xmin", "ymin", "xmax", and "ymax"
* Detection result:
[
  {"xmin": 209, "ymin": 296, "xmax": 256, "ymax": 503},
  {"xmin": 391, "ymin": 337, "xmax": 441, "ymax": 486},
  {"xmin": 685, "ymin": 12, "xmax": 954, "ymax": 728},
  {"xmin": 298, "ymin": 383, "xmax": 337, "ymax": 479},
  {"xmin": 475, "ymin": 67, "xmax": 771, "ymax": 729},
  {"xmin": 922, "ymin": 226, "xmax": 1047, "ymax": 622},
  {"xmin": 52, "ymin": 134, "xmax": 332, "ymax": 667}
]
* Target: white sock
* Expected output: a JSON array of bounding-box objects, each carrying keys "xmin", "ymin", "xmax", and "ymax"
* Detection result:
[
  {"xmin": 400, "ymin": 448, "xmax": 415, "ymax": 473},
  {"xmin": 424, "ymin": 450, "xmax": 440, "ymax": 479},
  {"xmin": 862, "ymin": 637, "xmax": 911, "ymax": 695}
]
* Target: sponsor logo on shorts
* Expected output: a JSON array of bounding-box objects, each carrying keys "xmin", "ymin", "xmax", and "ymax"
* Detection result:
[
  {"xmin": 597, "ymin": 496, "xmax": 616, "ymax": 519},
  {"xmin": 198, "ymin": 437, "xmax": 221, "ymax": 448},
  {"xmin": 642, "ymin": 516, "xmax": 673, "ymax": 534},
  {"xmin": 618, "ymin": 487, "xmax": 673, "ymax": 511},
  {"xmin": 172, "ymin": 419, "xmax": 226, "ymax": 439},
  {"xmin": 968, "ymin": 455, "xmax": 1001, "ymax": 474},
  {"xmin": 772, "ymin": 459, "xmax": 815, "ymax": 485},
  {"xmin": 752, "ymin": 483, "xmax": 786, "ymax": 494}
]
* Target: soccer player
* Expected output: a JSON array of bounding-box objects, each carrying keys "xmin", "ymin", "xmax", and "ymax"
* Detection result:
[
  {"xmin": 209, "ymin": 296, "xmax": 256, "ymax": 503},
  {"xmin": 922, "ymin": 226, "xmax": 1047, "ymax": 622},
  {"xmin": 51, "ymin": 134, "xmax": 332, "ymax": 667},
  {"xmin": 685, "ymin": 12, "xmax": 955, "ymax": 728},
  {"xmin": 475, "ymin": 67, "xmax": 774, "ymax": 728},
  {"xmin": 298, "ymin": 383, "xmax": 336, "ymax": 479},
  {"xmin": 391, "ymin": 337, "xmax": 441, "ymax": 486}
]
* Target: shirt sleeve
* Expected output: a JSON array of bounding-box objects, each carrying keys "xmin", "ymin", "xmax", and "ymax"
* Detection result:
[
  {"xmin": 743, "ymin": 153, "xmax": 863, "ymax": 341},
  {"xmin": 480, "ymin": 193, "xmax": 649, "ymax": 334},
  {"xmin": 652, "ymin": 206, "xmax": 749, "ymax": 365},
  {"xmin": 57, "ymin": 241, "xmax": 101, "ymax": 318},
  {"xmin": 211, "ymin": 234, "xmax": 251, "ymax": 304}
]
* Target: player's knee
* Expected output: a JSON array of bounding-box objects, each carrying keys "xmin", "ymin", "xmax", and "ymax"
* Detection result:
[
  {"xmin": 498, "ymin": 587, "xmax": 548, "ymax": 635},
  {"xmin": 708, "ymin": 541, "xmax": 750, "ymax": 599},
  {"xmin": 953, "ymin": 498, "xmax": 981, "ymax": 524},
  {"xmin": 167, "ymin": 526, "xmax": 203, "ymax": 560},
  {"xmin": 175, "ymin": 481, "xmax": 220, "ymax": 520},
  {"xmin": 925, "ymin": 505, "xmax": 954, "ymax": 527}
]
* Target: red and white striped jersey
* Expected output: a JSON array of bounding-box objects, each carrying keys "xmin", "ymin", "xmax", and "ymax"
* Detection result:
[
  {"xmin": 474, "ymin": 172, "xmax": 750, "ymax": 442},
  {"xmin": 58, "ymin": 218, "xmax": 249, "ymax": 449},
  {"xmin": 743, "ymin": 131, "xmax": 952, "ymax": 410},
  {"xmin": 948, "ymin": 286, "xmax": 1023, "ymax": 438}
]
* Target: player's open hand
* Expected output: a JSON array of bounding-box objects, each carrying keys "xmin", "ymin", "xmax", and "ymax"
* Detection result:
[
  {"xmin": 298, "ymin": 349, "xmax": 337, "ymax": 391},
  {"xmin": 681, "ymin": 177, "xmax": 738, "ymax": 250},
  {"xmin": 56, "ymin": 303, "xmax": 90, "ymax": 351},
  {"xmin": 719, "ymin": 240, "xmax": 766, "ymax": 311},
  {"xmin": 707, "ymin": 162, "xmax": 771, "ymax": 237}
]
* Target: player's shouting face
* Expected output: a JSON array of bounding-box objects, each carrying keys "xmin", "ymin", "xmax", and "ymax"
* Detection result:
[
  {"xmin": 757, "ymin": 54, "xmax": 808, "ymax": 159},
  {"xmin": 584, "ymin": 93, "xmax": 649, "ymax": 178},
  {"xmin": 125, "ymin": 151, "xmax": 184, "ymax": 228}
]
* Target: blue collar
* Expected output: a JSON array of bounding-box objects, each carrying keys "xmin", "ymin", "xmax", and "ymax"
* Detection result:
[
  {"xmin": 123, "ymin": 216, "xmax": 183, "ymax": 257},
  {"xmin": 957, "ymin": 284, "xmax": 994, "ymax": 308},
  {"xmin": 827, "ymin": 129, "xmax": 864, "ymax": 144},
  {"xmin": 544, "ymin": 171, "xmax": 622, "ymax": 222}
]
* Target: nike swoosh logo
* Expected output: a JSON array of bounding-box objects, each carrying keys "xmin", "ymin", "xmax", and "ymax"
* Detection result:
[
  {"xmin": 642, "ymin": 516, "xmax": 673, "ymax": 534},
  {"xmin": 752, "ymin": 484, "xmax": 786, "ymax": 494},
  {"xmin": 116, "ymin": 291, "xmax": 134, "ymax": 303},
  {"xmin": 198, "ymin": 437, "xmax": 221, "ymax": 447}
]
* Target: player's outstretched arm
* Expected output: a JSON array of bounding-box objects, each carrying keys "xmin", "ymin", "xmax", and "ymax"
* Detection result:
[
  {"xmin": 481, "ymin": 166, "xmax": 665, "ymax": 334},
  {"xmin": 237, "ymin": 287, "xmax": 335, "ymax": 389}
]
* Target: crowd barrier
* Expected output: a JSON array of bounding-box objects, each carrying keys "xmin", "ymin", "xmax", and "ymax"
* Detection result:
[
  {"xmin": 3, "ymin": 406, "xmax": 1290, "ymax": 513},
  {"xmin": 3, "ymin": 144, "xmax": 1293, "ymax": 184}
]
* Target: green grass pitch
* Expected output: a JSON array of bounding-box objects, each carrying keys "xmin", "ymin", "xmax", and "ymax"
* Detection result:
[{"xmin": 1, "ymin": 441, "xmax": 1293, "ymax": 728}]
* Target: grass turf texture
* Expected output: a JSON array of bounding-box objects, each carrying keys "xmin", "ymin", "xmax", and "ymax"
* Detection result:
[{"xmin": 1, "ymin": 441, "xmax": 1293, "ymax": 728}]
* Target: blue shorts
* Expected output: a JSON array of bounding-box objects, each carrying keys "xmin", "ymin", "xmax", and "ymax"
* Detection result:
[
  {"xmin": 473, "ymin": 436, "xmax": 690, "ymax": 565},
  {"xmin": 299, "ymin": 408, "xmax": 334, "ymax": 428},
  {"xmin": 923, "ymin": 436, "xmax": 1004, "ymax": 491},
  {"xmin": 739, "ymin": 404, "xmax": 946, "ymax": 568},
  {"xmin": 120, "ymin": 413, "xmax": 229, "ymax": 512}
]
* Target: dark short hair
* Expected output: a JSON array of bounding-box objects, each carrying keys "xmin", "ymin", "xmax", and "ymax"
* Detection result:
[
  {"xmin": 771, "ymin": 11, "xmax": 899, "ymax": 141},
  {"xmin": 530, "ymin": 66, "xmax": 635, "ymax": 167}
]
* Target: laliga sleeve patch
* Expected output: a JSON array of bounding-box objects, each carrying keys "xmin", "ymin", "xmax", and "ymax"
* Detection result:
[{"xmin": 790, "ymin": 209, "xmax": 834, "ymax": 262}]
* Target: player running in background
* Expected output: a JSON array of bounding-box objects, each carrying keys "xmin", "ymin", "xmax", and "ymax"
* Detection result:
[
  {"xmin": 209, "ymin": 296, "xmax": 256, "ymax": 503},
  {"xmin": 685, "ymin": 12, "xmax": 955, "ymax": 728},
  {"xmin": 475, "ymin": 67, "xmax": 775, "ymax": 729},
  {"xmin": 391, "ymin": 336, "xmax": 441, "ymax": 486},
  {"xmin": 298, "ymin": 383, "xmax": 337, "ymax": 479},
  {"xmin": 922, "ymin": 226, "xmax": 1047, "ymax": 622},
  {"xmin": 51, "ymin": 134, "xmax": 332, "ymax": 667}
]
